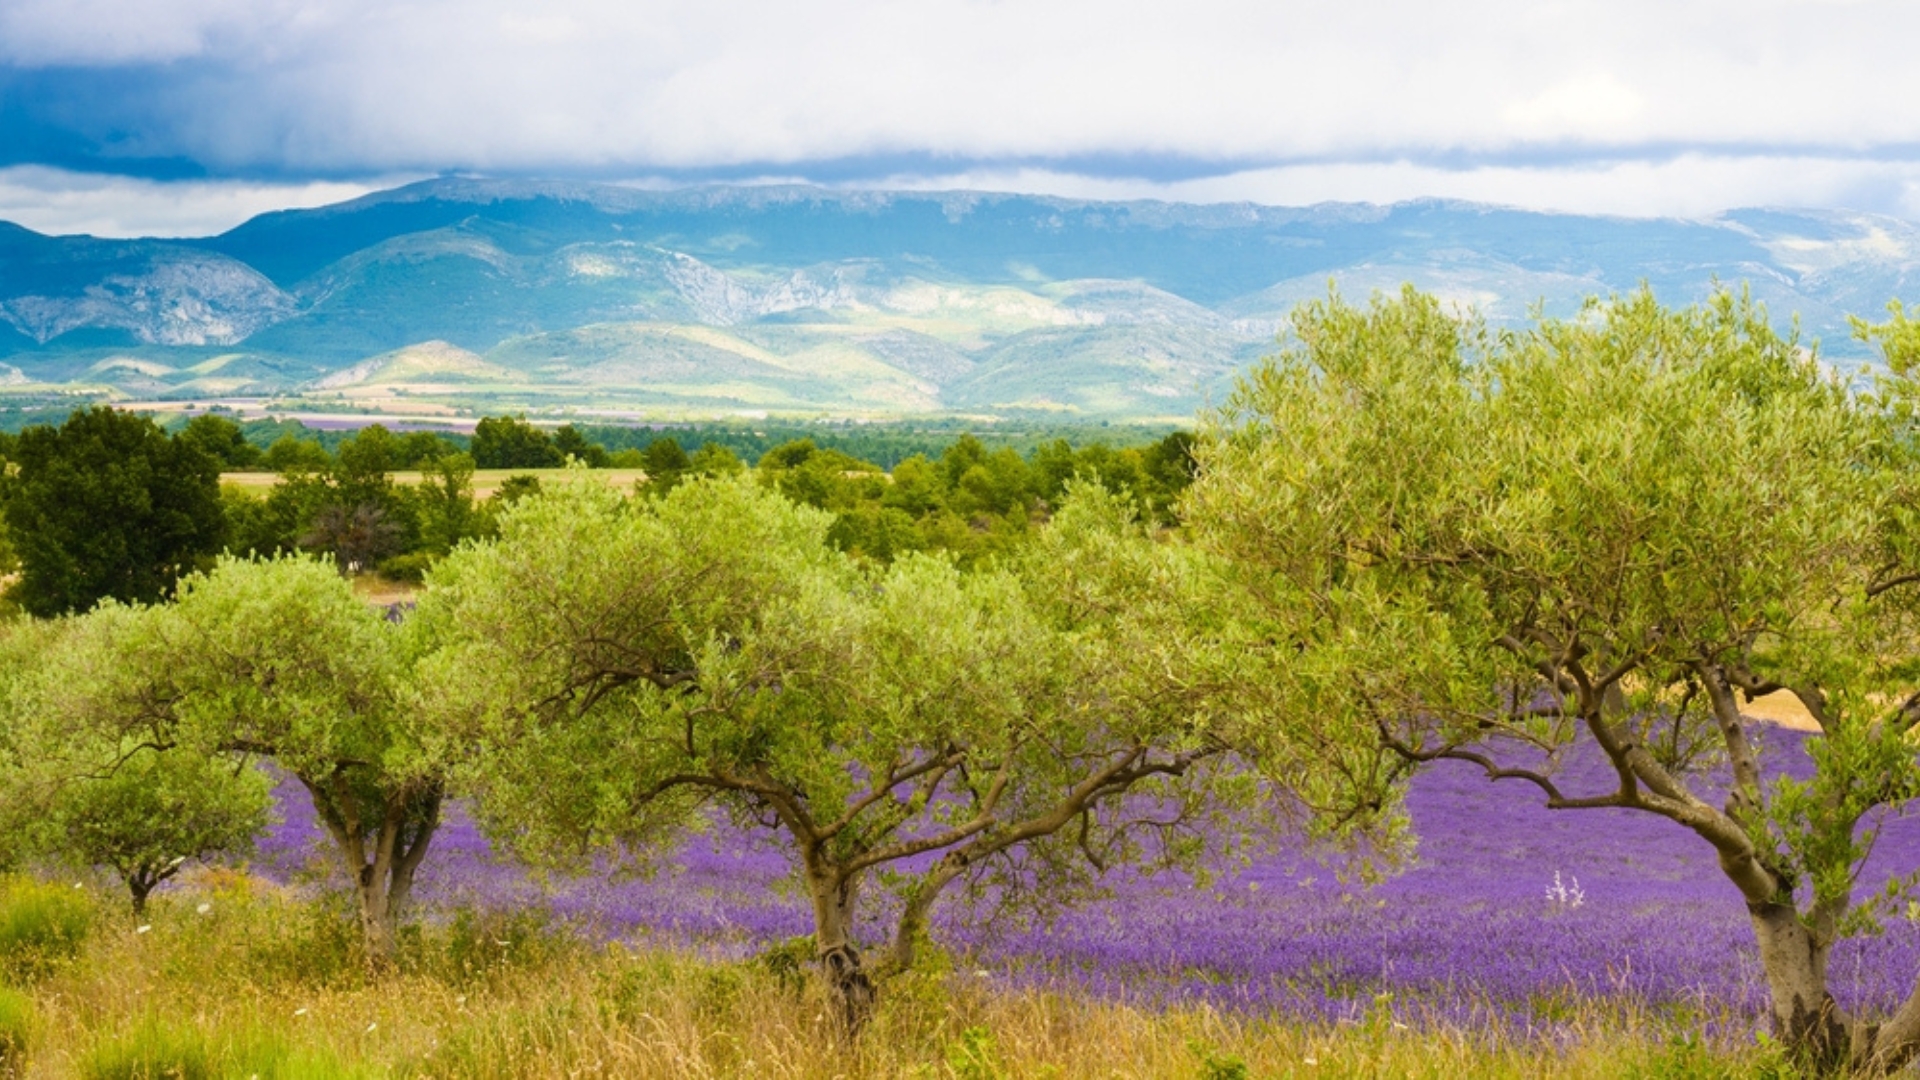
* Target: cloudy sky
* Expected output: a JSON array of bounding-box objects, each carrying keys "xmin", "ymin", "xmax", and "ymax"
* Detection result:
[{"xmin": 4, "ymin": 0, "xmax": 1920, "ymax": 235}]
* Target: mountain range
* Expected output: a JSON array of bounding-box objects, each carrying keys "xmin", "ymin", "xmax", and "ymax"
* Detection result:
[{"xmin": 2, "ymin": 179, "xmax": 1917, "ymax": 422}]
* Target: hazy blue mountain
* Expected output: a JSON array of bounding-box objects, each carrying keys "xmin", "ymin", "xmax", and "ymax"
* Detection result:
[{"xmin": 1, "ymin": 179, "xmax": 1915, "ymax": 421}]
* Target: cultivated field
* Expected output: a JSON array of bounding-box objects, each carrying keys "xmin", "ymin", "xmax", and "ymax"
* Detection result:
[
  {"xmin": 220, "ymin": 469, "xmax": 649, "ymax": 500},
  {"xmin": 4, "ymin": 727, "xmax": 1897, "ymax": 1077}
]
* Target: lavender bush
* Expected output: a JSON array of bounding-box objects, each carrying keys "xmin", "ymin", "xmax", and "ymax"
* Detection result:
[{"xmin": 246, "ymin": 727, "xmax": 1919, "ymax": 1035}]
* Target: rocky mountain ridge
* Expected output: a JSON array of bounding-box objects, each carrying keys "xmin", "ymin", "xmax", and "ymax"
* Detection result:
[{"xmin": 0, "ymin": 182, "xmax": 1915, "ymax": 420}]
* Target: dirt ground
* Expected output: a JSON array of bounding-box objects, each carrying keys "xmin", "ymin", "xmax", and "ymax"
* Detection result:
[{"xmin": 1741, "ymin": 689, "xmax": 1822, "ymax": 732}]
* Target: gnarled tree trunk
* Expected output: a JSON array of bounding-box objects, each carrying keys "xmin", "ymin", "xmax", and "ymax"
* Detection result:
[
  {"xmin": 1748, "ymin": 900, "xmax": 1853, "ymax": 1072},
  {"xmin": 807, "ymin": 868, "xmax": 876, "ymax": 1036},
  {"xmin": 302, "ymin": 775, "xmax": 442, "ymax": 967}
]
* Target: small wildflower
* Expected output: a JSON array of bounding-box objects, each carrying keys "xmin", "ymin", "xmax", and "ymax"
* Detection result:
[
  {"xmin": 196, "ymin": 902, "xmax": 212, "ymax": 915},
  {"xmin": 1545, "ymin": 870, "xmax": 1586, "ymax": 909}
]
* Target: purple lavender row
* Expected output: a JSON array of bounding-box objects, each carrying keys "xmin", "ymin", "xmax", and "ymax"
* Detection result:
[{"xmin": 246, "ymin": 727, "xmax": 1920, "ymax": 1032}]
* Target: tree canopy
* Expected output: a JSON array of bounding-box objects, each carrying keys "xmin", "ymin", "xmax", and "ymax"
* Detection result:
[
  {"xmin": 416, "ymin": 474, "xmax": 1229, "ymax": 1030},
  {"xmin": 0, "ymin": 407, "xmax": 225, "ymax": 616},
  {"xmin": 6, "ymin": 557, "xmax": 443, "ymax": 961},
  {"xmin": 1185, "ymin": 286, "xmax": 1920, "ymax": 1073}
]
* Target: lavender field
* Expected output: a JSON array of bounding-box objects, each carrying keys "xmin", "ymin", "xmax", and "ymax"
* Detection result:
[{"xmin": 251, "ymin": 729, "xmax": 1920, "ymax": 1038}]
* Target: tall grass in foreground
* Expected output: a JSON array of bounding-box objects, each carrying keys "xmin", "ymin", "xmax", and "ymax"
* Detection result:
[
  {"xmin": 0, "ymin": 872, "xmax": 1804, "ymax": 1079},
  {"xmin": 0, "ymin": 878, "xmax": 92, "ymax": 984}
]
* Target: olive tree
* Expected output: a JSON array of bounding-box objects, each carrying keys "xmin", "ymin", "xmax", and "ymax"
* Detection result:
[
  {"xmin": 1186, "ymin": 286, "xmax": 1920, "ymax": 1073},
  {"xmin": 1, "ymin": 606, "xmax": 272, "ymax": 912},
  {"xmin": 50, "ymin": 746, "xmax": 271, "ymax": 915},
  {"xmin": 417, "ymin": 475, "xmax": 1227, "ymax": 1032},
  {"xmin": 168, "ymin": 557, "xmax": 443, "ymax": 961},
  {"xmin": 0, "ymin": 616, "xmax": 59, "ymax": 870},
  {"xmin": 17, "ymin": 558, "xmax": 443, "ymax": 961}
]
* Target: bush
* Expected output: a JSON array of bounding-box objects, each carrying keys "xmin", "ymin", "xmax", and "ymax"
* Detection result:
[
  {"xmin": 946, "ymin": 1025, "xmax": 1007, "ymax": 1080},
  {"xmin": 0, "ymin": 986, "xmax": 32, "ymax": 1071},
  {"xmin": 236, "ymin": 892, "xmax": 365, "ymax": 989},
  {"xmin": 374, "ymin": 551, "xmax": 435, "ymax": 584},
  {"xmin": 755, "ymin": 934, "xmax": 814, "ymax": 994},
  {"xmin": 0, "ymin": 878, "xmax": 92, "ymax": 979}
]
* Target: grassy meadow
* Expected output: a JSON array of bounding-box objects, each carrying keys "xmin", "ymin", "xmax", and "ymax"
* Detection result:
[
  {"xmin": 3, "ymin": 726, "xmax": 1881, "ymax": 1078},
  {"xmin": 0, "ymin": 873, "xmax": 1794, "ymax": 1080}
]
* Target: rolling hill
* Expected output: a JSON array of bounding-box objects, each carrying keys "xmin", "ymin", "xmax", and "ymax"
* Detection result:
[{"xmin": 1, "ymin": 180, "xmax": 1916, "ymax": 422}]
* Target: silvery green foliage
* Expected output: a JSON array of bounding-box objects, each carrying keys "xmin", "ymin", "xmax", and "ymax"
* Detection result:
[
  {"xmin": 4, "ymin": 557, "xmax": 442, "ymax": 958},
  {"xmin": 0, "ymin": 601, "xmax": 272, "ymax": 911},
  {"xmin": 1187, "ymin": 285, "xmax": 1920, "ymax": 1072},
  {"xmin": 50, "ymin": 747, "xmax": 271, "ymax": 914},
  {"xmin": 417, "ymin": 472, "xmax": 1228, "ymax": 1028}
]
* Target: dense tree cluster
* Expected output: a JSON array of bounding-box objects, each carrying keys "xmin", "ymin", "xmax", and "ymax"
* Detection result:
[
  {"xmin": 754, "ymin": 430, "xmax": 1194, "ymax": 567},
  {"xmin": 3, "ymin": 289, "xmax": 1920, "ymax": 1071},
  {"xmin": 0, "ymin": 407, "xmax": 225, "ymax": 616}
]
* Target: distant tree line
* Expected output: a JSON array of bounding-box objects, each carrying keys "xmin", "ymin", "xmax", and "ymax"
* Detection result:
[
  {"xmin": 0, "ymin": 409, "xmax": 1192, "ymax": 613},
  {"xmin": 114, "ymin": 411, "xmax": 1180, "ymax": 472}
]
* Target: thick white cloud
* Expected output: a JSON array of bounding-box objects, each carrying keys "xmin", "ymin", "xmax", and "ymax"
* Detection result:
[
  {"xmin": 0, "ymin": 167, "xmax": 396, "ymax": 237},
  {"xmin": 3, "ymin": 0, "xmax": 1919, "ymax": 171},
  {"xmin": 890, "ymin": 155, "xmax": 1920, "ymax": 222}
]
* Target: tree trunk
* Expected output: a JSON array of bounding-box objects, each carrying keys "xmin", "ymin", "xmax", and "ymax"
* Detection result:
[
  {"xmin": 808, "ymin": 869, "xmax": 876, "ymax": 1037},
  {"xmin": 354, "ymin": 794, "xmax": 439, "ymax": 967},
  {"xmin": 1749, "ymin": 900, "xmax": 1853, "ymax": 1071},
  {"xmin": 355, "ymin": 866, "xmax": 397, "ymax": 961},
  {"xmin": 128, "ymin": 875, "xmax": 154, "ymax": 917},
  {"xmin": 876, "ymin": 863, "xmax": 965, "ymax": 981},
  {"xmin": 301, "ymin": 776, "xmax": 442, "ymax": 969}
]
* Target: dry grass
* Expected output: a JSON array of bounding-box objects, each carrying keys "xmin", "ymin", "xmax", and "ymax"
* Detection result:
[
  {"xmin": 219, "ymin": 469, "xmax": 649, "ymax": 500},
  {"xmin": 350, "ymin": 575, "xmax": 422, "ymax": 608},
  {"xmin": 0, "ymin": 873, "xmax": 1793, "ymax": 1080}
]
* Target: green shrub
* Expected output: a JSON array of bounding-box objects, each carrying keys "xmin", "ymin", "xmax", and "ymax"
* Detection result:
[
  {"xmin": 81, "ymin": 1015, "xmax": 371, "ymax": 1080},
  {"xmin": 80, "ymin": 1016, "xmax": 215, "ymax": 1080},
  {"xmin": 0, "ymin": 986, "xmax": 32, "ymax": 1070},
  {"xmin": 374, "ymin": 552, "xmax": 435, "ymax": 584},
  {"xmin": 755, "ymin": 934, "xmax": 814, "ymax": 994},
  {"xmin": 947, "ymin": 1025, "xmax": 1006, "ymax": 1080},
  {"xmin": 0, "ymin": 878, "xmax": 93, "ymax": 979},
  {"xmin": 238, "ymin": 892, "xmax": 365, "ymax": 989},
  {"xmin": 1188, "ymin": 1040, "xmax": 1251, "ymax": 1080}
]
